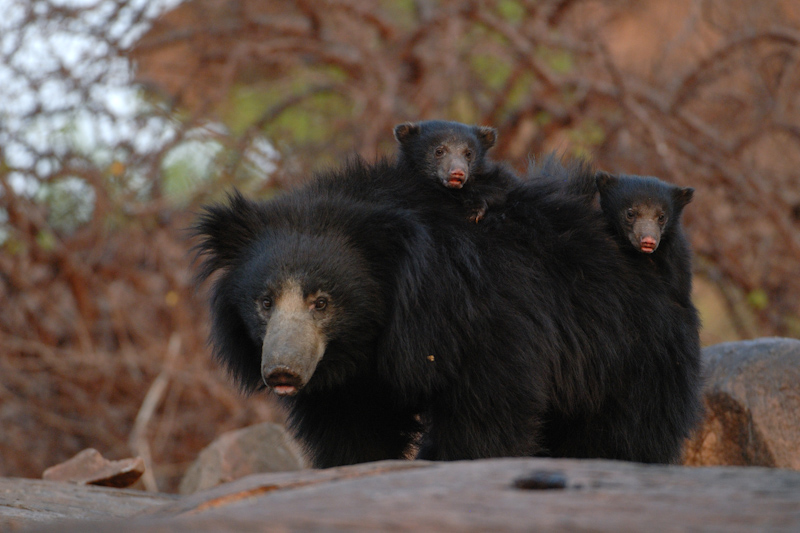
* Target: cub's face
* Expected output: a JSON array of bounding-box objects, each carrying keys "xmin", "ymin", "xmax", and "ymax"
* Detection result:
[
  {"xmin": 618, "ymin": 200, "xmax": 669, "ymax": 253},
  {"xmin": 427, "ymin": 137, "xmax": 480, "ymax": 189}
]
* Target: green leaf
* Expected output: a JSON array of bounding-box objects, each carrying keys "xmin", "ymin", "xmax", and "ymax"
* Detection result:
[
  {"xmin": 3, "ymin": 236, "xmax": 26, "ymax": 255},
  {"xmin": 747, "ymin": 289, "xmax": 769, "ymax": 310},
  {"xmin": 36, "ymin": 230, "xmax": 57, "ymax": 251},
  {"xmin": 497, "ymin": 0, "xmax": 525, "ymax": 23},
  {"xmin": 537, "ymin": 46, "xmax": 575, "ymax": 74},
  {"xmin": 471, "ymin": 54, "xmax": 513, "ymax": 90}
]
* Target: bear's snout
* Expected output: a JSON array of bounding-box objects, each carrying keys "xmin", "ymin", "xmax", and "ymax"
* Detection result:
[{"xmin": 260, "ymin": 281, "xmax": 329, "ymax": 396}]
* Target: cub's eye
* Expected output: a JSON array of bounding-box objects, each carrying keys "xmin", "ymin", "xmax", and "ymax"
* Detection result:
[
  {"xmin": 464, "ymin": 149, "xmax": 473, "ymax": 161},
  {"xmin": 313, "ymin": 297, "xmax": 328, "ymax": 310},
  {"xmin": 625, "ymin": 209, "xmax": 635, "ymax": 221},
  {"xmin": 434, "ymin": 146, "xmax": 445, "ymax": 157},
  {"xmin": 260, "ymin": 297, "xmax": 273, "ymax": 310},
  {"xmin": 658, "ymin": 213, "xmax": 667, "ymax": 225}
]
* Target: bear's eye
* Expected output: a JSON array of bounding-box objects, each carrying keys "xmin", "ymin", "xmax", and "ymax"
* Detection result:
[
  {"xmin": 260, "ymin": 297, "xmax": 273, "ymax": 310},
  {"xmin": 625, "ymin": 209, "xmax": 635, "ymax": 221},
  {"xmin": 464, "ymin": 149, "xmax": 473, "ymax": 161},
  {"xmin": 658, "ymin": 213, "xmax": 667, "ymax": 225},
  {"xmin": 313, "ymin": 297, "xmax": 328, "ymax": 310},
  {"xmin": 434, "ymin": 146, "xmax": 445, "ymax": 157}
]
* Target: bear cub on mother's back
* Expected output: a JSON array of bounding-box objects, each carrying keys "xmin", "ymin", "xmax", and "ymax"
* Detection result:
[
  {"xmin": 596, "ymin": 172, "xmax": 695, "ymax": 307},
  {"xmin": 394, "ymin": 120, "xmax": 518, "ymax": 222}
]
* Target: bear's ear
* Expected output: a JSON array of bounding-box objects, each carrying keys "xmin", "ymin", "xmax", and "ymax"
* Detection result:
[
  {"xmin": 393, "ymin": 122, "xmax": 421, "ymax": 144},
  {"xmin": 192, "ymin": 190, "xmax": 264, "ymax": 282},
  {"xmin": 595, "ymin": 171, "xmax": 619, "ymax": 193},
  {"xmin": 475, "ymin": 126, "xmax": 497, "ymax": 150},
  {"xmin": 673, "ymin": 186, "xmax": 694, "ymax": 209}
]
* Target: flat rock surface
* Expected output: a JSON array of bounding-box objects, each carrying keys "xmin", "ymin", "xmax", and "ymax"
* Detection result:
[
  {"xmin": 0, "ymin": 477, "xmax": 175, "ymax": 530},
  {"xmin": 13, "ymin": 458, "xmax": 800, "ymax": 532}
]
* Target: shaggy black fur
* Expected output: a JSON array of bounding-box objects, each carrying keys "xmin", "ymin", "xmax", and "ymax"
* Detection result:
[{"xmin": 193, "ymin": 154, "xmax": 703, "ymax": 467}]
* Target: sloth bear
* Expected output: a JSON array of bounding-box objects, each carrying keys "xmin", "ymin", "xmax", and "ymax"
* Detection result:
[
  {"xmin": 595, "ymin": 172, "xmax": 696, "ymax": 308},
  {"xmin": 393, "ymin": 120, "xmax": 518, "ymax": 222},
  {"xmin": 193, "ymin": 156, "xmax": 703, "ymax": 468}
]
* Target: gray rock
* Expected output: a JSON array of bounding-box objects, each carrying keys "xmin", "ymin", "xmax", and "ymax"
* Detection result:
[
  {"xmin": 0, "ymin": 477, "xmax": 174, "ymax": 530},
  {"xmin": 178, "ymin": 422, "xmax": 306, "ymax": 494},
  {"xmin": 684, "ymin": 337, "xmax": 800, "ymax": 469},
  {"xmin": 22, "ymin": 458, "xmax": 800, "ymax": 532}
]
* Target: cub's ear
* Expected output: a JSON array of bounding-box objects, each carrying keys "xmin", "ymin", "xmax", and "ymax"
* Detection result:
[
  {"xmin": 475, "ymin": 126, "xmax": 497, "ymax": 150},
  {"xmin": 595, "ymin": 171, "xmax": 619, "ymax": 192},
  {"xmin": 393, "ymin": 122, "xmax": 421, "ymax": 144},
  {"xmin": 673, "ymin": 186, "xmax": 695, "ymax": 209},
  {"xmin": 192, "ymin": 190, "xmax": 264, "ymax": 282}
]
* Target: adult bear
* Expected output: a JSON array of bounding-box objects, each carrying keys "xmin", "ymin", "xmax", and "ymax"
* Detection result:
[{"xmin": 194, "ymin": 156, "xmax": 702, "ymax": 468}]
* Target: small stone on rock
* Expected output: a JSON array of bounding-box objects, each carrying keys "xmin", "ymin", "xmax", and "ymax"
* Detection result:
[
  {"xmin": 513, "ymin": 470, "xmax": 568, "ymax": 490},
  {"xmin": 42, "ymin": 448, "xmax": 145, "ymax": 488}
]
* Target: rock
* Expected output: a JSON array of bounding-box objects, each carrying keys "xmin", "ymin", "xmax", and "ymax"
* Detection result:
[
  {"xmin": 684, "ymin": 337, "xmax": 800, "ymax": 469},
  {"xmin": 42, "ymin": 449, "xmax": 145, "ymax": 488},
  {"xmin": 178, "ymin": 422, "xmax": 306, "ymax": 494},
  {"xmin": 0, "ymin": 477, "xmax": 174, "ymax": 530},
  {"xmin": 22, "ymin": 458, "xmax": 800, "ymax": 532}
]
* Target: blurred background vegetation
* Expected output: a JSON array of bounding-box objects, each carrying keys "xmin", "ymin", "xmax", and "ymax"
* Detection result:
[{"xmin": 1, "ymin": 0, "xmax": 799, "ymax": 491}]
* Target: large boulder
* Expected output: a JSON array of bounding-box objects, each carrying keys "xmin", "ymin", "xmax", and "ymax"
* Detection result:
[
  {"xmin": 684, "ymin": 337, "xmax": 800, "ymax": 468},
  {"xmin": 178, "ymin": 422, "xmax": 306, "ymax": 494}
]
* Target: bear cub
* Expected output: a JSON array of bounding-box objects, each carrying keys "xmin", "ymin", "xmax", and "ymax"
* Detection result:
[
  {"xmin": 595, "ymin": 172, "xmax": 695, "ymax": 306},
  {"xmin": 393, "ymin": 120, "xmax": 517, "ymax": 222}
]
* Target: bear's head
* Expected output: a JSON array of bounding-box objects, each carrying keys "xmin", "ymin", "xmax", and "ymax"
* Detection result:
[
  {"xmin": 393, "ymin": 120, "xmax": 497, "ymax": 189},
  {"xmin": 193, "ymin": 189, "xmax": 423, "ymax": 397}
]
